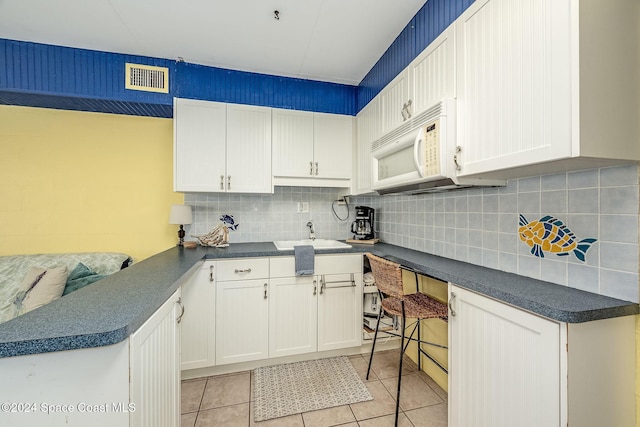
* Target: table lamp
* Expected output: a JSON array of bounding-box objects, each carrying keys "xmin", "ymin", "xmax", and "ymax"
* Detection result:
[{"xmin": 169, "ymin": 204, "xmax": 192, "ymax": 246}]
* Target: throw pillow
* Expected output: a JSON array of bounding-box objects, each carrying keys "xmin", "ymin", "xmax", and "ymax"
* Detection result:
[
  {"xmin": 63, "ymin": 263, "xmax": 105, "ymax": 295},
  {"xmin": 15, "ymin": 266, "xmax": 69, "ymax": 313}
]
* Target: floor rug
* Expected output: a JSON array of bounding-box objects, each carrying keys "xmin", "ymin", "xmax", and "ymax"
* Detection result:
[{"xmin": 253, "ymin": 356, "xmax": 374, "ymax": 421}]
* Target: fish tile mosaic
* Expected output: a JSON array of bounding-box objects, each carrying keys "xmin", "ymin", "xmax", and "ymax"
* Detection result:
[{"xmin": 518, "ymin": 215, "xmax": 597, "ymax": 262}]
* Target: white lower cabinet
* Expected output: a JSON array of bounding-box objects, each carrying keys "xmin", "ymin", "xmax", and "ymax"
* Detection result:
[
  {"xmin": 130, "ymin": 290, "xmax": 182, "ymax": 427},
  {"xmin": 180, "ymin": 254, "xmax": 363, "ymax": 370},
  {"xmin": 269, "ymin": 275, "xmax": 318, "ymax": 357},
  {"xmin": 317, "ymin": 272, "xmax": 362, "ymax": 351},
  {"xmin": 269, "ymin": 254, "xmax": 363, "ymax": 357},
  {"xmin": 180, "ymin": 261, "xmax": 216, "ymax": 370},
  {"xmin": 448, "ymin": 284, "xmax": 635, "ymax": 427},
  {"xmin": 215, "ymin": 258, "xmax": 270, "ymax": 365}
]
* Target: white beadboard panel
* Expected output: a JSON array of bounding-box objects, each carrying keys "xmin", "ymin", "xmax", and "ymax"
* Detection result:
[
  {"xmin": 410, "ymin": 24, "xmax": 455, "ymax": 115},
  {"xmin": 449, "ymin": 285, "xmax": 560, "ymax": 427},
  {"xmin": 379, "ymin": 69, "xmax": 410, "ymax": 135},
  {"xmin": 272, "ymin": 108, "xmax": 315, "ymax": 178},
  {"xmin": 215, "ymin": 279, "xmax": 269, "ymax": 364},
  {"xmin": 225, "ymin": 103, "xmax": 272, "ymax": 193},
  {"xmin": 269, "ymin": 277, "xmax": 318, "ymax": 357},
  {"xmin": 130, "ymin": 290, "xmax": 180, "ymax": 427},
  {"xmin": 455, "ymin": 0, "xmax": 572, "ymax": 176},
  {"xmin": 313, "ymin": 113, "xmax": 353, "ymax": 179},
  {"xmin": 174, "ymin": 98, "xmax": 227, "ymax": 192},
  {"xmin": 181, "ymin": 264, "xmax": 216, "ymax": 370},
  {"xmin": 317, "ymin": 273, "xmax": 363, "ymax": 351}
]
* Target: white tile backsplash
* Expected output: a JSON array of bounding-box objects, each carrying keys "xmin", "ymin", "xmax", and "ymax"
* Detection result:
[
  {"xmin": 352, "ymin": 164, "xmax": 640, "ymax": 303},
  {"xmin": 184, "ymin": 187, "xmax": 353, "ymax": 244},
  {"xmin": 184, "ymin": 165, "xmax": 639, "ymax": 303}
]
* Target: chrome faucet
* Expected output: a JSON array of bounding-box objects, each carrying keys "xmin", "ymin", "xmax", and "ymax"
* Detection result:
[{"xmin": 306, "ymin": 221, "xmax": 316, "ymax": 240}]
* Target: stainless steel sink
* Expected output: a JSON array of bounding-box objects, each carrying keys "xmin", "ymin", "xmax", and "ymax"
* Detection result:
[{"xmin": 273, "ymin": 239, "xmax": 352, "ymax": 251}]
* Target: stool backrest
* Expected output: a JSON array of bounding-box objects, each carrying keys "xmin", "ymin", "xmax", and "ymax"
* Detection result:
[{"xmin": 366, "ymin": 253, "xmax": 404, "ymax": 299}]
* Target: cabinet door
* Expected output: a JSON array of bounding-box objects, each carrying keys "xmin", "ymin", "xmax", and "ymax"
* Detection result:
[
  {"xmin": 448, "ymin": 285, "xmax": 560, "ymax": 427},
  {"xmin": 226, "ymin": 104, "xmax": 272, "ymax": 193},
  {"xmin": 455, "ymin": 0, "xmax": 571, "ymax": 177},
  {"xmin": 379, "ymin": 69, "xmax": 410, "ymax": 136},
  {"xmin": 354, "ymin": 99, "xmax": 378, "ymax": 195},
  {"xmin": 272, "ymin": 108, "xmax": 315, "ymax": 178},
  {"xmin": 313, "ymin": 113, "xmax": 353, "ymax": 179},
  {"xmin": 410, "ymin": 23, "xmax": 455, "ymax": 117},
  {"xmin": 215, "ymin": 279, "xmax": 269, "ymax": 364},
  {"xmin": 174, "ymin": 98, "xmax": 227, "ymax": 192},
  {"xmin": 269, "ymin": 276, "xmax": 318, "ymax": 357},
  {"xmin": 130, "ymin": 290, "xmax": 181, "ymax": 427},
  {"xmin": 317, "ymin": 273, "xmax": 363, "ymax": 351},
  {"xmin": 181, "ymin": 262, "xmax": 216, "ymax": 370}
]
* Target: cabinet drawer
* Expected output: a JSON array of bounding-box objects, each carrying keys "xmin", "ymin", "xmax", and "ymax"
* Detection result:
[
  {"xmin": 217, "ymin": 258, "xmax": 269, "ymax": 281},
  {"xmin": 270, "ymin": 254, "xmax": 362, "ymax": 277},
  {"xmin": 316, "ymin": 254, "xmax": 362, "ymax": 275}
]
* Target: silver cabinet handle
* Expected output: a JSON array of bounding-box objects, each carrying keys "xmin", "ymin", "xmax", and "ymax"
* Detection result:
[
  {"xmin": 448, "ymin": 292, "xmax": 457, "ymax": 317},
  {"xmin": 176, "ymin": 297, "xmax": 185, "ymax": 324},
  {"xmin": 309, "ymin": 161, "xmax": 313, "ymax": 176},
  {"xmin": 220, "ymin": 175, "xmax": 225, "ymax": 190},
  {"xmin": 227, "ymin": 175, "xmax": 231, "ymax": 190},
  {"xmin": 313, "ymin": 279, "xmax": 317, "ymax": 295},
  {"xmin": 319, "ymin": 276, "xmax": 325, "ymax": 295},
  {"xmin": 315, "ymin": 162, "xmax": 319, "ymax": 176},
  {"xmin": 406, "ymin": 99, "xmax": 412, "ymax": 119},
  {"xmin": 234, "ymin": 268, "xmax": 252, "ymax": 274},
  {"xmin": 209, "ymin": 265, "xmax": 214, "ymax": 282},
  {"xmin": 263, "ymin": 283, "xmax": 268, "ymax": 299},
  {"xmin": 453, "ymin": 146, "xmax": 462, "ymax": 172}
]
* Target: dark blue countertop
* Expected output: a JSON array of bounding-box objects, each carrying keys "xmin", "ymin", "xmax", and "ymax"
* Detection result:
[{"xmin": 0, "ymin": 242, "xmax": 637, "ymax": 358}]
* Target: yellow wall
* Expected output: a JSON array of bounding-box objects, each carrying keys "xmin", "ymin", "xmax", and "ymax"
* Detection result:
[{"xmin": 0, "ymin": 105, "xmax": 183, "ymax": 261}]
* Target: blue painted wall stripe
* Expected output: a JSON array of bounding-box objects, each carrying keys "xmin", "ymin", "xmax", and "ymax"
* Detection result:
[
  {"xmin": 1, "ymin": 0, "xmax": 472, "ymax": 117},
  {"xmin": 1, "ymin": 38, "xmax": 356, "ymax": 117},
  {"xmin": 357, "ymin": 0, "xmax": 474, "ymax": 112}
]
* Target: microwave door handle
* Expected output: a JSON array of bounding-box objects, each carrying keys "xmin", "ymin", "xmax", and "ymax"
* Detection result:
[{"xmin": 413, "ymin": 128, "xmax": 425, "ymax": 177}]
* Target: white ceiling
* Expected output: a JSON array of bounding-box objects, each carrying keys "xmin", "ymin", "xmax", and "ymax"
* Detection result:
[{"xmin": 0, "ymin": 0, "xmax": 426, "ymax": 86}]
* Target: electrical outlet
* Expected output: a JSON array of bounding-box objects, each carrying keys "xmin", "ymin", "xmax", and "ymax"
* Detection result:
[
  {"xmin": 297, "ymin": 202, "xmax": 309, "ymax": 213},
  {"xmin": 336, "ymin": 196, "xmax": 348, "ymax": 206}
]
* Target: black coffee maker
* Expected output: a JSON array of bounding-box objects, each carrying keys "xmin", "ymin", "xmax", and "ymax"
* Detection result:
[{"xmin": 351, "ymin": 206, "xmax": 375, "ymax": 240}]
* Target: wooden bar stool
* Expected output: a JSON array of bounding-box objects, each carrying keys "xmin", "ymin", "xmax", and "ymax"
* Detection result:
[{"xmin": 365, "ymin": 253, "xmax": 448, "ymax": 426}]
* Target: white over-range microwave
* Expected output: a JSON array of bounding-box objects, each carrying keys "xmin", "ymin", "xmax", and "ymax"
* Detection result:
[{"xmin": 371, "ymin": 99, "xmax": 503, "ymax": 194}]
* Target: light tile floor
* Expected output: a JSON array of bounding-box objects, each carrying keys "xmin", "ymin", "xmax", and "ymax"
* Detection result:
[{"xmin": 181, "ymin": 350, "xmax": 448, "ymax": 427}]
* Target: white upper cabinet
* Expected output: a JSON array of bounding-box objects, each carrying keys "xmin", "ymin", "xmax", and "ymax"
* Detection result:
[
  {"xmin": 174, "ymin": 98, "xmax": 226, "ymax": 192},
  {"xmin": 353, "ymin": 98, "xmax": 379, "ymax": 195},
  {"xmin": 313, "ymin": 112, "xmax": 353, "ymax": 180},
  {"xmin": 455, "ymin": 0, "xmax": 640, "ymax": 178},
  {"xmin": 174, "ymin": 98, "xmax": 272, "ymax": 193},
  {"xmin": 272, "ymin": 108, "xmax": 353, "ymax": 186},
  {"xmin": 272, "ymin": 109, "xmax": 314, "ymax": 178},
  {"xmin": 226, "ymin": 104, "xmax": 272, "ymax": 193},
  {"xmin": 379, "ymin": 69, "xmax": 411, "ymax": 136},
  {"xmin": 410, "ymin": 24, "xmax": 456, "ymax": 118}
]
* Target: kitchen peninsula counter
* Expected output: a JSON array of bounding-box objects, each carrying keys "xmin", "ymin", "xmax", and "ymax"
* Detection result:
[{"xmin": 0, "ymin": 242, "xmax": 637, "ymax": 358}]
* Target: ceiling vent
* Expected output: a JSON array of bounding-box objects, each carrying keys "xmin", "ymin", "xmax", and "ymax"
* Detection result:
[{"xmin": 125, "ymin": 63, "xmax": 169, "ymax": 93}]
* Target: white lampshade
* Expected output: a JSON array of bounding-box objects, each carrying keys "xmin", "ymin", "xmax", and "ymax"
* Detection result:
[{"xmin": 169, "ymin": 204, "xmax": 193, "ymax": 225}]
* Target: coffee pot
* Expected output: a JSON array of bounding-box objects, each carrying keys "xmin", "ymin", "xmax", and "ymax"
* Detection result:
[{"xmin": 350, "ymin": 206, "xmax": 375, "ymax": 240}]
